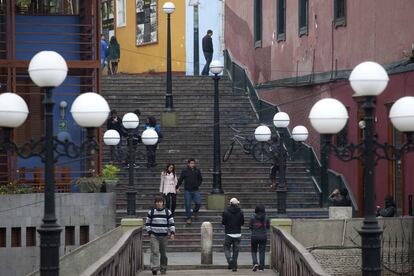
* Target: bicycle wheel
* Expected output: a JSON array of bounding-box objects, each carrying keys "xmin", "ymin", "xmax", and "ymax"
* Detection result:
[
  {"xmin": 223, "ymin": 141, "xmax": 235, "ymax": 162},
  {"xmin": 242, "ymin": 139, "xmax": 254, "ymax": 154},
  {"xmin": 252, "ymin": 142, "xmax": 272, "ymax": 163}
]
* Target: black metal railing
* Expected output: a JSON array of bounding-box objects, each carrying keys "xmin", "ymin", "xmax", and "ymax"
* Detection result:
[{"xmin": 223, "ymin": 49, "xmax": 358, "ymax": 210}]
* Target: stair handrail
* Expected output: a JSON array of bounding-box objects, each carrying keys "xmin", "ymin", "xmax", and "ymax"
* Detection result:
[
  {"xmin": 81, "ymin": 227, "xmax": 143, "ymax": 276},
  {"xmin": 271, "ymin": 225, "xmax": 329, "ymax": 276},
  {"xmin": 224, "ymin": 49, "xmax": 357, "ymax": 211}
]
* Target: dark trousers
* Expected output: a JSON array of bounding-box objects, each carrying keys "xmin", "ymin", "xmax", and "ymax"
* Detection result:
[
  {"xmin": 202, "ymin": 51, "xmax": 213, "ymax": 75},
  {"xmin": 251, "ymin": 237, "xmax": 267, "ymax": 269},
  {"xmin": 164, "ymin": 193, "xmax": 176, "ymax": 215},
  {"xmin": 224, "ymin": 235, "xmax": 241, "ymax": 268},
  {"xmin": 146, "ymin": 145, "xmax": 157, "ymax": 166}
]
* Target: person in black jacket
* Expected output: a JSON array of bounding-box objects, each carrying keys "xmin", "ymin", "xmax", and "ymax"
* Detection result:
[
  {"xmin": 176, "ymin": 158, "xmax": 203, "ymax": 224},
  {"xmin": 222, "ymin": 198, "xmax": 244, "ymax": 272},
  {"xmin": 201, "ymin": 30, "xmax": 213, "ymax": 76},
  {"xmin": 376, "ymin": 195, "xmax": 396, "ymax": 217},
  {"xmin": 249, "ymin": 205, "xmax": 270, "ymax": 272},
  {"xmin": 106, "ymin": 109, "xmax": 123, "ymax": 159}
]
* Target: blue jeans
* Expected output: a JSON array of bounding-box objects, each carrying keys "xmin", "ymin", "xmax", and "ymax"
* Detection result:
[
  {"xmin": 184, "ymin": 190, "xmax": 201, "ymax": 219},
  {"xmin": 202, "ymin": 51, "xmax": 213, "ymax": 75}
]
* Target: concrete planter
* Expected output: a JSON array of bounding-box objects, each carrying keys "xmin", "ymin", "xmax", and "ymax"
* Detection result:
[{"xmin": 104, "ymin": 180, "xmax": 118, "ymax": 192}]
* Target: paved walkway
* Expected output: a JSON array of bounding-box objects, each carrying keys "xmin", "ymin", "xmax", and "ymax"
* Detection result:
[
  {"xmin": 137, "ymin": 269, "xmax": 278, "ymax": 275},
  {"xmin": 139, "ymin": 252, "xmax": 278, "ymax": 275}
]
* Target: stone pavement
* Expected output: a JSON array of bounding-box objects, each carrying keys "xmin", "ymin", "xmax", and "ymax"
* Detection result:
[
  {"xmin": 140, "ymin": 252, "xmax": 278, "ymax": 275},
  {"xmin": 137, "ymin": 269, "xmax": 278, "ymax": 275}
]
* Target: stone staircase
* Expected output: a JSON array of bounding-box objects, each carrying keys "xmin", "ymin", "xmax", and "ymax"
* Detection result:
[{"xmin": 101, "ymin": 75, "xmax": 327, "ymax": 252}]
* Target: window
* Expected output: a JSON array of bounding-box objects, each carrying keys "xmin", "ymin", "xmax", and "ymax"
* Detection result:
[
  {"xmin": 11, "ymin": 227, "xmax": 21, "ymax": 247},
  {"xmin": 0, "ymin": 228, "xmax": 5, "ymax": 247},
  {"xmin": 116, "ymin": 0, "xmax": 126, "ymax": 27},
  {"xmin": 277, "ymin": 0, "xmax": 286, "ymax": 41},
  {"xmin": 136, "ymin": 0, "xmax": 158, "ymax": 46},
  {"xmin": 334, "ymin": 0, "xmax": 346, "ymax": 27},
  {"xmin": 26, "ymin": 227, "xmax": 36, "ymax": 247},
  {"xmin": 254, "ymin": 0, "xmax": 262, "ymax": 47},
  {"xmin": 65, "ymin": 226, "xmax": 75, "ymax": 246},
  {"xmin": 298, "ymin": 0, "xmax": 308, "ymax": 36},
  {"xmin": 15, "ymin": 0, "xmax": 79, "ymax": 15},
  {"xmin": 79, "ymin": 225, "xmax": 89, "ymax": 245}
]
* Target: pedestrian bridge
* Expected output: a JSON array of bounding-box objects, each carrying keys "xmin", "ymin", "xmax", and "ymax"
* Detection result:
[{"xmin": 27, "ymin": 218, "xmax": 327, "ymax": 276}]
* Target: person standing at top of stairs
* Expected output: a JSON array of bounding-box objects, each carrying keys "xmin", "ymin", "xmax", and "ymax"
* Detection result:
[{"xmin": 176, "ymin": 158, "xmax": 203, "ymax": 225}]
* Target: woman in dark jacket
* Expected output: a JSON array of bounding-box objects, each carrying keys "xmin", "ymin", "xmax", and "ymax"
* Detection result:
[
  {"xmin": 249, "ymin": 204, "xmax": 270, "ymax": 272},
  {"xmin": 108, "ymin": 36, "xmax": 120, "ymax": 75},
  {"xmin": 376, "ymin": 195, "xmax": 396, "ymax": 217}
]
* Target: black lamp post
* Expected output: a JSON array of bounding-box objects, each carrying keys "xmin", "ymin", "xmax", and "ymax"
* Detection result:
[
  {"xmin": 309, "ymin": 61, "xmax": 414, "ymax": 275},
  {"xmin": 260, "ymin": 112, "xmax": 309, "ymax": 214},
  {"xmin": 0, "ymin": 51, "xmax": 110, "ymax": 275},
  {"xmin": 163, "ymin": 2, "xmax": 175, "ymax": 111},
  {"xmin": 103, "ymin": 113, "xmax": 159, "ymax": 217},
  {"xmin": 210, "ymin": 60, "xmax": 224, "ymax": 194}
]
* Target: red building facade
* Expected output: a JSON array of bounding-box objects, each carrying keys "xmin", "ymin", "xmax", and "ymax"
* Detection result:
[{"xmin": 224, "ymin": 0, "xmax": 414, "ymax": 214}]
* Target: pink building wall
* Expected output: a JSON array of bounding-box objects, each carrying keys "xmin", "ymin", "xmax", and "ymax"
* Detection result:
[{"xmin": 224, "ymin": 0, "xmax": 414, "ymax": 214}]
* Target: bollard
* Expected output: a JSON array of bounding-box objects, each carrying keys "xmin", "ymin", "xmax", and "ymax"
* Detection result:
[{"xmin": 201, "ymin": 221, "xmax": 213, "ymax": 264}]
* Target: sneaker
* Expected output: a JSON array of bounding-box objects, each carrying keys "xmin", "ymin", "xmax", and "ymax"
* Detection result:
[
  {"xmin": 252, "ymin": 264, "xmax": 259, "ymax": 272},
  {"xmin": 232, "ymin": 266, "xmax": 237, "ymax": 272},
  {"xmin": 186, "ymin": 218, "xmax": 192, "ymax": 225},
  {"xmin": 160, "ymin": 271, "xmax": 166, "ymax": 275},
  {"xmin": 258, "ymin": 269, "xmax": 264, "ymax": 272},
  {"xmin": 193, "ymin": 211, "xmax": 199, "ymax": 220},
  {"xmin": 228, "ymin": 259, "xmax": 233, "ymax": 269},
  {"xmin": 152, "ymin": 270, "xmax": 158, "ymax": 275}
]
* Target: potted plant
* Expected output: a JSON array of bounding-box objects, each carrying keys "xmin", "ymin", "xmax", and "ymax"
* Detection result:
[
  {"xmin": 74, "ymin": 176, "xmax": 103, "ymax": 193},
  {"xmin": 101, "ymin": 164, "xmax": 120, "ymax": 192}
]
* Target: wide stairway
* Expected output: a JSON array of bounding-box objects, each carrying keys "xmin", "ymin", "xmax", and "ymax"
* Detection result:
[{"xmin": 101, "ymin": 75, "xmax": 327, "ymax": 253}]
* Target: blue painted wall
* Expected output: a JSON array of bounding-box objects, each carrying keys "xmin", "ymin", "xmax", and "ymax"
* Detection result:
[
  {"xmin": 185, "ymin": 0, "xmax": 224, "ymax": 75},
  {"xmin": 14, "ymin": 16, "xmax": 88, "ymax": 181}
]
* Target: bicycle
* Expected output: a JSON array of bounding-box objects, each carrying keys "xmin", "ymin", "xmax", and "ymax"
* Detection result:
[{"xmin": 222, "ymin": 126, "xmax": 272, "ymax": 163}]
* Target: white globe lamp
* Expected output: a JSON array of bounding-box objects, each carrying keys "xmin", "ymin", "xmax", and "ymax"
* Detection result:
[
  {"xmin": 122, "ymin": 113, "xmax": 139, "ymax": 129},
  {"xmin": 0, "ymin": 93, "xmax": 29, "ymax": 128},
  {"xmin": 292, "ymin": 125, "xmax": 309, "ymax": 142},
  {"xmin": 103, "ymin": 129, "xmax": 121, "ymax": 146},
  {"xmin": 309, "ymin": 98, "xmax": 349, "ymax": 134},
  {"xmin": 254, "ymin": 125, "xmax": 271, "ymax": 142},
  {"xmin": 349, "ymin": 61, "xmax": 389, "ymax": 97},
  {"xmin": 210, "ymin": 60, "xmax": 224, "ymax": 75},
  {"xmin": 142, "ymin": 128, "xmax": 159, "ymax": 145},
  {"xmin": 28, "ymin": 51, "xmax": 68, "ymax": 88},
  {"xmin": 389, "ymin": 96, "xmax": 414, "ymax": 132},
  {"xmin": 273, "ymin": 112, "xmax": 290, "ymax": 128},
  {"xmin": 163, "ymin": 2, "xmax": 175, "ymax": 14},
  {"xmin": 70, "ymin": 92, "xmax": 110, "ymax": 127}
]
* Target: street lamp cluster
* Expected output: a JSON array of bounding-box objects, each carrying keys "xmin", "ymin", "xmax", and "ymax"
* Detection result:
[
  {"xmin": 0, "ymin": 51, "xmax": 110, "ymax": 275},
  {"xmin": 308, "ymin": 61, "xmax": 414, "ymax": 275},
  {"xmin": 103, "ymin": 113, "xmax": 159, "ymax": 217},
  {"xmin": 254, "ymin": 113, "xmax": 309, "ymax": 214}
]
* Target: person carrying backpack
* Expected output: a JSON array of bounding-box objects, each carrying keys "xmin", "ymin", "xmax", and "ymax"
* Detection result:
[
  {"xmin": 146, "ymin": 195, "xmax": 175, "ymax": 275},
  {"xmin": 249, "ymin": 204, "xmax": 270, "ymax": 272},
  {"xmin": 144, "ymin": 116, "xmax": 162, "ymax": 168}
]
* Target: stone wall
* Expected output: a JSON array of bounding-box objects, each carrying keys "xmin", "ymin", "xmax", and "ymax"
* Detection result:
[
  {"xmin": 0, "ymin": 193, "xmax": 116, "ymax": 276},
  {"xmin": 290, "ymin": 217, "xmax": 414, "ymax": 275}
]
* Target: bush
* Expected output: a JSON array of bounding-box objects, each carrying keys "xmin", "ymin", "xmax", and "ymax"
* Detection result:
[{"xmin": 101, "ymin": 164, "xmax": 120, "ymax": 181}]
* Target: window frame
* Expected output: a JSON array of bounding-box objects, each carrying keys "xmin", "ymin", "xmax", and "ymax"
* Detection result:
[
  {"xmin": 277, "ymin": 0, "xmax": 286, "ymax": 42},
  {"xmin": 298, "ymin": 0, "xmax": 308, "ymax": 36},
  {"xmin": 254, "ymin": 0, "xmax": 262, "ymax": 48},
  {"xmin": 334, "ymin": 0, "xmax": 346, "ymax": 28}
]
